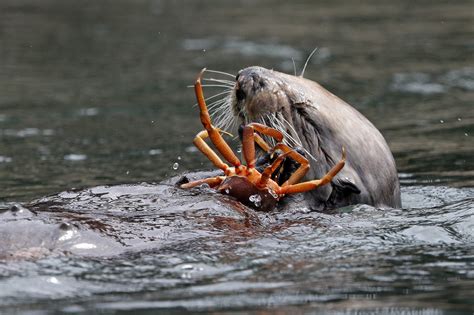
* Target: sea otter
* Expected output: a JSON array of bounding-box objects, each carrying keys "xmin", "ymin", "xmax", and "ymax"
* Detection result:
[{"xmin": 209, "ymin": 66, "xmax": 401, "ymax": 210}]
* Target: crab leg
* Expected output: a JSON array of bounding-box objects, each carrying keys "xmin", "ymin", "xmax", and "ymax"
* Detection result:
[
  {"xmin": 241, "ymin": 123, "xmax": 285, "ymax": 169},
  {"xmin": 193, "ymin": 130, "xmax": 231, "ymax": 174},
  {"xmin": 247, "ymin": 123, "xmax": 284, "ymax": 143},
  {"xmin": 195, "ymin": 69, "xmax": 242, "ymax": 169},
  {"xmin": 271, "ymin": 143, "xmax": 310, "ymax": 186},
  {"xmin": 180, "ymin": 176, "xmax": 225, "ymax": 189},
  {"xmin": 241, "ymin": 125, "xmax": 257, "ymax": 168},
  {"xmin": 277, "ymin": 148, "xmax": 346, "ymax": 195},
  {"xmin": 257, "ymin": 152, "xmax": 290, "ymax": 189},
  {"xmin": 253, "ymin": 133, "xmax": 272, "ymax": 153}
]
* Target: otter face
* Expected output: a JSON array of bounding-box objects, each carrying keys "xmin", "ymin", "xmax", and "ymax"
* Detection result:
[
  {"xmin": 206, "ymin": 66, "xmax": 310, "ymax": 155},
  {"xmin": 225, "ymin": 66, "xmax": 311, "ymax": 153},
  {"xmin": 231, "ymin": 66, "xmax": 295, "ymax": 124}
]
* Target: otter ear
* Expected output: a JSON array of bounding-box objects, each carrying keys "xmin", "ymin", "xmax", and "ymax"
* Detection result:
[{"xmin": 333, "ymin": 178, "xmax": 361, "ymax": 195}]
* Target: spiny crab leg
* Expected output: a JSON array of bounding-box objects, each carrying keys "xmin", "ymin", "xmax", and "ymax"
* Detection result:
[
  {"xmin": 253, "ymin": 133, "xmax": 271, "ymax": 153},
  {"xmin": 278, "ymin": 148, "xmax": 346, "ymax": 195},
  {"xmin": 241, "ymin": 125, "xmax": 257, "ymax": 169},
  {"xmin": 270, "ymin": 143, "xmax": 310, "ymax": 186},
  {"xmin": 180, "ymin": 175, "xmax": 225, "ymax": 189},
  {"xmin": 257, "ymin": 152, "xmax": 290, "ymax": 189},
  {"xmin": 193, "ymin": 130, "xmax": 231, "ymax": 174},
  {"xmin": 195, "ymin": 68, "xmax": 242, "ymax": 172},
  {"xmin": 246, "ymin": 123, "xmax": 284, "ymax": 143},
  {"xmin": 241, "ymin": 123, "xmax": 285, "ymax": 169}
]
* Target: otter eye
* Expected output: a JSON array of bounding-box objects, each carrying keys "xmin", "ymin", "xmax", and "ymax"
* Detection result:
[{"xmin": 236, "ymin": 88, "xmax": 246, "ymax": 101}]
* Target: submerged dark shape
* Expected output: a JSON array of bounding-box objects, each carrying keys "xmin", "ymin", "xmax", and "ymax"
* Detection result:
[{"xmin": 230, "ymin": 66, "xmax": 401, "ymax": 210}]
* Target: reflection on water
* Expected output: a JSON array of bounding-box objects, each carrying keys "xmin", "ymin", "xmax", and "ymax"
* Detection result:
[{"xmin": 0, "ymin": 0, "xmax": 473, "ymax": 313}]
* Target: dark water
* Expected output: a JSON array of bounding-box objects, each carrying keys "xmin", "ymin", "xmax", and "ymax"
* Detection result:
[{"xmin": 0, "ymin": 0, "xmax": 473, "ymax": 314}]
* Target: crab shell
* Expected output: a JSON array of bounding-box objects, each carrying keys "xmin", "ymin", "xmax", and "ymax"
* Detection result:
[{"xmin": 218, "ymin": 176, "xmax": 278, "ymax": 212}]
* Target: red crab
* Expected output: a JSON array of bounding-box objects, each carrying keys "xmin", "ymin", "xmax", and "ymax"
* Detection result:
[{"xmin": 181, "ymin": 69, "xmax": 346, "ymax": 211}]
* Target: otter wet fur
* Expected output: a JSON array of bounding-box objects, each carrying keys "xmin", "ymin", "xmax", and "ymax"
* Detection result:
[{"xmin": 197, "ymin": 66, "xmax": 401, "ymax": 210}]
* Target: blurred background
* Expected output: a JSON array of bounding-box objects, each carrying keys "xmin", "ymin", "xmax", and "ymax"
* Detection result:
[{"xmin": 0, "ymin": 0, "xmax": 473, "ymax": 201}]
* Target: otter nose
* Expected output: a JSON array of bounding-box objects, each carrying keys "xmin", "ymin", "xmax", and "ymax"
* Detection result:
[{"xmin": 236, "ymin": 68, "xmax": 266, "ymax": 93}]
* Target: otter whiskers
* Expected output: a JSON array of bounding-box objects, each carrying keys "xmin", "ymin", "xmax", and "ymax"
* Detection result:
[
  {"xmin": 262, "ymin": 113, "xmax": 317, "ymax": 162},
  {"xmin": 201, "ymin": 69, "xmax": 236, "ymax": 134},
  {"xmin": 195, "ymin": 69, "xmax": 316, "ymax": 162}
]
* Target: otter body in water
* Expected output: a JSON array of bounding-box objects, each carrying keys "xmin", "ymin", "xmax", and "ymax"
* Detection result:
[{"xmin": 213, "ymin": 66, "xmax": 401, "ymax": 210}]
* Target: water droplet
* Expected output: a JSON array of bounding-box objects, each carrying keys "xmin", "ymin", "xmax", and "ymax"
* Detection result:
[
  {"xmin": 177, "ymin": 156, "xmax": 182, "ymax": 160},
  {"xmin": 151, "ymin": 120, "xmax": 155, "ymax": 124},
  {"xmin": 269, "ymin": 189, "xmax": 278, "ymax": 199},
  {"xmin": 249, "ymin": 194, "xmax": 262, "ymax": 207},
  {"xmin": 440, "ymin": 120, "xmax": 444, "ymax": 123},
  {"xmin": 465, "ymin": 133, "xmax": 469, "ymax": 136},
  {"xmin": 236, "ymin": 148, "xmax": 242, "ymax": 153},
  {"xmin": 126, "ymin": 170, "xmax": 130, "ymax": 175},
  {"xmin": 172, "ymin": 162, "xmax": 179, "ymax": 170},
  {"xmin": 457, "ymin": 117, "xmax": 462, "ymax": 121}
]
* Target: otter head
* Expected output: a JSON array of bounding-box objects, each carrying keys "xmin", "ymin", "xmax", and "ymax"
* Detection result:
[
  {"xmin": 221, "ymin": 66, "xmax": 317, "ymax": 157},
  {"xmin": 231, "ymin": 66, "xmax": 308, "ymax": 126}
]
